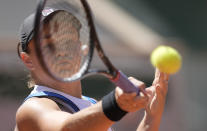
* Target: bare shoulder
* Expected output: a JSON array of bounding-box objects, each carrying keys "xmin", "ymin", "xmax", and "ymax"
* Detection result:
[
  {"xmin": 16, "ymin": 97, "xmax": 61, "ymax": 119},
  {"xmin": 16, "ymin": 97, "xmax": 69, "ymax": 131}
]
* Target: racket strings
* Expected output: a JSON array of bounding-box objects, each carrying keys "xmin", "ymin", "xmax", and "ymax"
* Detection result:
[{"xmin": 40, "ymin": 0, "xmax": 91, "ymax": 78}]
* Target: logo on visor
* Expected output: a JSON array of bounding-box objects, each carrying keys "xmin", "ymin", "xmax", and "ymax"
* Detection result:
[{"xmin": 42, "ymin": 8, "xmax": 54, "ymax": 16}]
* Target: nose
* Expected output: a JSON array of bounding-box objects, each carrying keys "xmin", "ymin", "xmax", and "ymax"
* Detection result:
[{"xmin": 55, "ymin": 51, "xmax": 71, "ymax": 59}]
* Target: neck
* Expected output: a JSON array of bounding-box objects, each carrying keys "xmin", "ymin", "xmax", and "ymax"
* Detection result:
[
  {"xmin": 32, "ymin": 73, "xmax": 82, "ymax": 98},
  {"xmin": 43, "ymin": 81, "xmax": 82, "ymax": 98},
  {"xmin": 52, "ymin": 81, "xmax": 82, "ymax": 98}
]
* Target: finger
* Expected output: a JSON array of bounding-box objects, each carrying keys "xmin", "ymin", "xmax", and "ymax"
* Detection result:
[
  {"xmin": 155, "ymin": 68, "xmax": 160, "ymax": 78},
  {"xmin": 159, "ymin": 71, "xmax": 165, "ymax": 82},
  {"xmin": 157, "ymin": 72, "xmax": 169, "ymax": 86},
  {"xmin": 153, "ymin": 68, "xmax": 161, "ymax": 85},
  {"xmin": 145, "ymin": 87, "xmax": 154, "ymax": 96},
  {"xmin": 155, "ymin": 83, "xmax": 168, "ymax": 97},
  {"xmin": 139, "ymin": 88, "xmax": 148, "ymax": 98},
  {"xmin": 128, "ymin": 77, "xmax": 148, "ymax": 98},
  {"xmin": 134, "ymin": 93, "xmax": 148, "ymax": 104},
  {"xmin": 128, "ymin": 77, "xmax": 146, "ymax": 89},
  {"xmin": 144, "ymin": 87, "xmax": 154, "ymax": 101},
  {"xmin": 116, "ymin": 87, "xmax": 137, "ymax": 99},
  {"xmin": 164, "ymin": 73, "xmax": 170, "ymax": 81},
  {"xmin": 160, "ymin": 73, "xmax": 169, "ymax": 87},
  {"xmin": 115, "ymin": 86, "xmax": 124, "ymax": 96},
  {"xmin": 136, "ymin": 88, "xmax": 149, "ymax": 100}
]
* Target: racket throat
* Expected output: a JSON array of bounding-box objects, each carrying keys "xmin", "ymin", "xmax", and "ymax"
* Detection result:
[{"xmin": 111, "ymin": 70, "xmax": 140, "ymax": 94}]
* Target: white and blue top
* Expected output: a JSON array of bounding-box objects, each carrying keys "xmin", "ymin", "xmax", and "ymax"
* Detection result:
[{"xmin": 25, "ymin": 85, "xmax": 112, "ymax": 131}]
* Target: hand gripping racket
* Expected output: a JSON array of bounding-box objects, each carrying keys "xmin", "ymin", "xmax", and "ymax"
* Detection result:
[{"xmin": 33, "ymin": 0, "xmax": 140, "ymax": 94}]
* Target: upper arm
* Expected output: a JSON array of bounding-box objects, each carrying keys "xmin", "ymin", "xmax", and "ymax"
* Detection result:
[
  {"xmin": 16, "ymin": 98, "xmax": 114, "ymax": 131},
  {"xmin": 16, "ymin": 97, "xmax": 71, "ymax": 131}
]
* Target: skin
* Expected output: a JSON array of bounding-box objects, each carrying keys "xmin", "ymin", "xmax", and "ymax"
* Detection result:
[
  {"xmin": 137, "ymin": 69, "xmax": 169, "ymax": 131},
  {"xmin": 15, "ymin": 40, "xmax": 148, "ymax": 131},
  {"xmin": 15, "ymin": 39, "xmax": 168, "ymax": 131},
  {"xmin": 15, "ymin": 12, "xmax": 169, "ymax": 131}
]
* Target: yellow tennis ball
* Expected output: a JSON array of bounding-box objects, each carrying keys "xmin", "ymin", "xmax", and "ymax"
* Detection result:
[{"xmin": 150, "ymin": 45, "xmax": 182, "ymax": 74}]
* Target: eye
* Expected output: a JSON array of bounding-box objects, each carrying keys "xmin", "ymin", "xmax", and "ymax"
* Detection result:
[
  {"xmin": 48, "ymin": 42, "xmax": 56, "ymax": 52},
  {"xmin": 42, "ymin": 42, "xmax": 55, "ymax": 53}
]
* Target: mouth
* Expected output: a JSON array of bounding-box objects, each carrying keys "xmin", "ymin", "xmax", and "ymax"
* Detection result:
[
  {"xmin": 57, "ymin": 60, "xmax": 71, "ymax": 66},
  {"xmin": 51, "ymin": 60, "xmax": 73, "ymax": 77},
  {"xmin": 56, "ymin": 59, "xmax": 73, "ymax": 71}
]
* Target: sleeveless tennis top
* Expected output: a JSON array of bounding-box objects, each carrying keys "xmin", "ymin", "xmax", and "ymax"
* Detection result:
[{"xmin": 25, "ymin": 85, "xmax": 112, "ymax": 131}]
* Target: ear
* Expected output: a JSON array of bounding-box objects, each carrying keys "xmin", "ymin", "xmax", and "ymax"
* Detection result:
[{"xmin": 20, "ymin": 52, "xmax": 35, "ymax": 70}]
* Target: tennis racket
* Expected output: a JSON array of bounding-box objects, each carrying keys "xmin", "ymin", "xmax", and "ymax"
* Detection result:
[{"xmin": 33, "ymin": 0, "xmax": 140, "ymax": 94}]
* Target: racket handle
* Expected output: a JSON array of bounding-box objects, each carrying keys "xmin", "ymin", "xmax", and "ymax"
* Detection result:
[{"xmin": 111, "ymin": 70, "xmax": 140, "ymax": 94}]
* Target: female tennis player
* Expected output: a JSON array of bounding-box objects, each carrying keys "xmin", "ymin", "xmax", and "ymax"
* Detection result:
[{"xmin": 15, "ymin": 10, "xmax": 169, "ymax": 131}]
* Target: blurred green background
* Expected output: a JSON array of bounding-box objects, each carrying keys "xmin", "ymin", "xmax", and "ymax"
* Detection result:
[{"xmin": 0, "ymin": 0, "xmax": 207, "ymax": 130}]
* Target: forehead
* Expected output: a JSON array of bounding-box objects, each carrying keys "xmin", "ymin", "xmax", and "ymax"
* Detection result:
[
  {"xmin": 43, "ymin": 11, "xmax": 81, "ymax": 30},
  {"xmin": 42, "ymin": 11, "xmax": 82, "ymax": 40}
]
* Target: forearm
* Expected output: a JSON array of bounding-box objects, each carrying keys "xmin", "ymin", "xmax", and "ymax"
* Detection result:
[
  {"xmin": 61, "ymin": 102, "xmax": 114, "ymax": 131},
  {"xmin": 136, "ymin": 112, "xmax": 162, "ymax": 131}
]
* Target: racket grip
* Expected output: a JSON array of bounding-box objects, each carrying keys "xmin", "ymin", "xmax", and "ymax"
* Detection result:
[{"xmin": 111, "ymin": 70, "xmax": 140, "ymax": 94}]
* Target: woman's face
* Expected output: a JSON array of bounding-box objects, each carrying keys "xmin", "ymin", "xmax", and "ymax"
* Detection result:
[
  {"xmin": 41, "ymin": 19, "xmax": 82, "ymax": 78},
  {"xmin": 22, "ymin": 39, "xmax": 82, "ymax": 91},
  {"xmin": 21, "ymin": 12, "xmax": 90, "ymax": 87},
  {"xmin": 23, "ymin": 22, "xmax": 83, "ymax": 85}
]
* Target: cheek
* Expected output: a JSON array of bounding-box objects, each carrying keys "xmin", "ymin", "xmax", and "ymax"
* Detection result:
[
  {"xmin": 29, "ymin": 52, "xmax": 43, "ymax": 72},
  {"xmin": 28, "ymin": 45, "xmax": 41, "ymax": 68}
]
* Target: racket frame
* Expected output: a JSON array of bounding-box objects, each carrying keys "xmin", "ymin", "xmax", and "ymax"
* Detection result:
[
  {"xmin": 33, "ymin": 0, "xmax": 95, "ymax": 82},
  {"xmin": 33, "ymin": 0, "xmax": 140, "ymax": 94}
]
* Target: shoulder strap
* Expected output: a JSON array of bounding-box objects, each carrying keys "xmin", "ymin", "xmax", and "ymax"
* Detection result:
[{"xmin": 25, "ymin": 91, "xmax": 80, "ymax": 112}]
